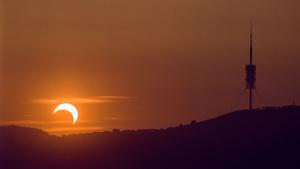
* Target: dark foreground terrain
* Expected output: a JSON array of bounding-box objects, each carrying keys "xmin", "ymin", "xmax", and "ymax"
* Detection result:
[{"xmin": 1, "ymin": 105, "xmax": 300, "ymax": 169}]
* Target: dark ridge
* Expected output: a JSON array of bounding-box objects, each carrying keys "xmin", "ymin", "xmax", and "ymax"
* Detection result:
[{"xmin": 1, "ymin": 105, "xmax": 300, "ymax": 169}]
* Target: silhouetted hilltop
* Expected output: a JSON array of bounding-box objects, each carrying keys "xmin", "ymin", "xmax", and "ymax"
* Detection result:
[{"xmin": 1, "ymin": 105, "xmax": 300, "ymax": 169}]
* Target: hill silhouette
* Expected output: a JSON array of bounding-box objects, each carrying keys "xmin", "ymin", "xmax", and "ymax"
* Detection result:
[{"xmin": 1, "ymin": 105, "xmax": 300, "ymax": 169}]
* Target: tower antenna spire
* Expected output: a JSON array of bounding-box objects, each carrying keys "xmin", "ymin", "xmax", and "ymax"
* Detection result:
[
  {"xmin": 246, "ymin": 21, "xmax": 256, "ymax": 112},
  {"xmin": 250, "ymin": 21, "xmax": 253, "ymax": 64}
]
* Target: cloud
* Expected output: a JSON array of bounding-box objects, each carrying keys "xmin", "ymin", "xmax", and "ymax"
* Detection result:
[
  {"xmin": 45, "ymin": 126, "xmax": 106, "ymax": 134},
  {"xmin": 0, "ymin": 120, "xmax": 76, "ymax": 125},
  {"xmin": 0, "ymin": 117, "xmax": 125, "ymax": 126},
  {"xmin": 0, "ymin": 117, "xmax": 132, "ymax": 127},
  {"xmin": 32, "ymin": 96, "xmax": 133, "ymax": 104}
]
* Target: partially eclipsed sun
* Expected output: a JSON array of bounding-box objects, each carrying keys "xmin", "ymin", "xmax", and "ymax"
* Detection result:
[{"xmin": 54, "ymin": 103, "xmax": 79, "ymax": 124}]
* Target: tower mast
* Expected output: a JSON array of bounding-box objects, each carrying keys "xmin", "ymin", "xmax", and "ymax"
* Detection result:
[
  {"xmin": 250, "ymin": 22, "xmax": 253, "ymax": 65},
  {"xmin": 246, "ymin": 22, "xmax": 256, "ymax": 112}
]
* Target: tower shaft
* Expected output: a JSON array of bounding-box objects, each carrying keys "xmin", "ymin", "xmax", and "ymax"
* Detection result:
[{"xmin": 250, "ymin": 88, "xmax": 253, "ymax": 111}]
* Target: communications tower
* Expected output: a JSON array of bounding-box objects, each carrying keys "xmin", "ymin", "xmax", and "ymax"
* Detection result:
[{"xmin": 246, "ymin": 23, "xmax": 256, "ymax": 111}]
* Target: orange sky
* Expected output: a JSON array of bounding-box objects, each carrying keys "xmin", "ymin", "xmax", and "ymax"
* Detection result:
[{"xmin": 0, "ymin": 0, "xmax": 299, "ymax": 134}]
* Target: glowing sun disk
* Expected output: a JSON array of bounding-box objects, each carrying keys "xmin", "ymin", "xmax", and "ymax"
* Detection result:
[{"xmin": 54, "ymin": 103, "xmax": 79, "ymax": 124}]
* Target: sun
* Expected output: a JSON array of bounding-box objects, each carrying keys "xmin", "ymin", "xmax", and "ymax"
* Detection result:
[{"xmin": 54, "ymin": 103, "xmax": 79, "ymax": 124}]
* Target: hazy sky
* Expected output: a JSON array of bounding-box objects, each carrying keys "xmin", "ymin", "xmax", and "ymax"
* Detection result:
[{"xmin": 1, "ymin": 0, "xmax": 299, "ymax": 134}]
